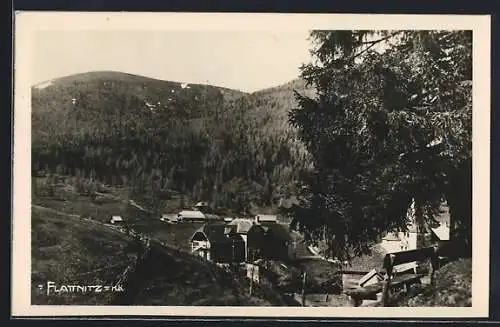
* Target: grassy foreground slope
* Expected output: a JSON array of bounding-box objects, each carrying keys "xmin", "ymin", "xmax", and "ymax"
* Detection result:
[
  {"xmin": 394, "ymin": 258, "xmax": 472, "ymax": 307},
  {"xmin": 31, "ymin": 207, "xmax": 138, "ymax": 305},
  {"xmin": 31, "ymin": 179, "xmax": 300, "ymax": 306},
  {"xmin": 379, "ymin": 258, "xmax": 473, "ymax": 307},
  {"xmin": 31, "ymin": 207, "xmax": 285, "ymax": 306}
]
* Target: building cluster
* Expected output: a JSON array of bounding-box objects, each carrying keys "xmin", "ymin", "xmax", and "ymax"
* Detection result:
[
  {"xmin": 189, "ymin": 214, "xmax": 292, "ymax": 265},
  {"xmin": 156, "ymin": 200, "xmax": 294, "ymax": 265},
  {"xmin": 380, "ymin": 199, "xmax": 451, "ymax": 254}
]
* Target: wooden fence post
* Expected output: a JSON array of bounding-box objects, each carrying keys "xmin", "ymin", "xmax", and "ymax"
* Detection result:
[
  {"xmin": 301, "ymin": 272, "xmax": 307, "ymax": 307},
  {"xmin": 429, "ymin": 260, "xmax": 436, "ymax": 287},
  {"xmin": 249, "ymin": 264, "xmax": 253, "ymax": 296},
  {"xmin": 381, "ymin": 255, "xmax": 394, "ymax": 307},
  {"xmin": 381, "ymin": 279, "xmax": 390, "ymax": 307}
]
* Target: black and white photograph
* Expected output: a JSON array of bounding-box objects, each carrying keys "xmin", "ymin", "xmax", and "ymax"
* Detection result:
[{"xmin": 12, "ymin": 12, "xmax": 490, "ymax": 317}]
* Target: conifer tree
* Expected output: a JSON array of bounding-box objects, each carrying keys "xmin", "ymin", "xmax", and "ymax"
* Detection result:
[{"xmin": 286, "ymin": 31, "xmax": 472, "ymax": 260}]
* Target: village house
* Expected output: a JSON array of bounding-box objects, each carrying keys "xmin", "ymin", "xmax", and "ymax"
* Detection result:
[
  {"xmin": 430, "ymin": 202, "xmax": 451, "ymax": 245},
  {"xmin": 110, "ymin": 215, "xmax": 124, "ymax": 225},
  {"xmin": 192, "ymin": 201, "xmax": 214, "ymax": 213},
  {"xmin": 254, "ymin": 214, "xmax": 278, "ymax": 224},
  {"xmin": 381, "ymin": 199, "xmax": 451, "ymax": 253},
  {"xmin": 260, "ymin": 223, "xmax": 293, "ymax": 261},
  {"xmin": 228, "ymin": 218, "xmax": 255, "ymax": 260},
  {"xmin": 178, "ymin": 210, "xmax": 205, "ymax": 222},
  {"xmin": 227, "ymin": 216, "xmax": 293, "ymax": 262},
  {"xmin": 246, "ymin": 224, "xmax": 268, "ymax": 261},
  {"xmin": 380, "ymin": 228, "xmax": 421, "ymax": 254},
  {"xmin": 177, "ymin": 210, "xmax": 222, "ymax": 223},
  {"xmin": 378, "ymin": 199, "xmax": 453, "ymax": 275},
  {"xmin": 228, "ymin": 219, "xmax": 270, "ymax": 262},
  {"xmin": 190, "ymin": 223, "xmax": 246, "ymax": 264},
  {"xmin": 430, "ymin": 222, "xmax": 450, "ymax": 245},
  {"xmin": 160, "ymin": 213, "xmax": 179, "ymax": 223},
  {"xmin": 380, "ymin": 198, "xmax": 432, "ymax": 254}
]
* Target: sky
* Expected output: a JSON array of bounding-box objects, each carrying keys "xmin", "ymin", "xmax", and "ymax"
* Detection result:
[{"xmin": 32, "ymin": 30, "xmax": 314, "ymax": 92}]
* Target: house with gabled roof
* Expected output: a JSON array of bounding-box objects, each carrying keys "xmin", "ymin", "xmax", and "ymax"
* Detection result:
[
  {"xmin": 178, "ymin": 210, "xmax": 222, "ymax": 223},
  {"xmin": 190, "ymin": 223, "xmax": 245, "ymax": 264},
  {"xmin": 178, "ymin": 210, "xmax": 205, "ymax": 222},
  {"xmin": 254, "ymin": 214, "xmax": 278, "ymax": 224},
  {"xmin": 261, "ymin": 223, "xmax": 293, "ymax": 261},
  {"xmin": 228, "ymin": 218, "xmax": 253, "ymax": 259},
  {"xmin": 430, "ymin": 222, "xmax": 450, "ymax": 243},
  {"xmin": 110, "ymin": 215, "xmax": 124, "ymax": 224},
  {"xmin": 227, "ymin": 217, "xmax": 293, "ymax": 262},
  {"xmin": 228, "ymin": 218, "xmax": 267, "ymax": 261},
  {"xmin": 380, "ymin": 198, "xmax": 434, "ymax": 254}
]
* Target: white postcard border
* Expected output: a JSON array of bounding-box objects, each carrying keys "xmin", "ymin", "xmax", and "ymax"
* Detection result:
[{"xmin": 12, "ymin": 12, "xmax": 491, "ymax": 318}]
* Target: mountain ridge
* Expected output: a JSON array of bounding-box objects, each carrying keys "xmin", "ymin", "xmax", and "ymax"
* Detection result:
[{"xmin": 32, "ymin": 70, "xmax": 310, "ymax": 96}]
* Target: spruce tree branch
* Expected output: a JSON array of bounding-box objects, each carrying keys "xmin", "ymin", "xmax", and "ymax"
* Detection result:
[{"xmin": 352, "ymin": 31, "xmax": 403, "ymax": 61}]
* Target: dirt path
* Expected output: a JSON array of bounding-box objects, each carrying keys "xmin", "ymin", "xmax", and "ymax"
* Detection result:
[
  {"xmin": 31, "ymin": 204, "xmax": 81, "ymax": 218},
  {"xmin": 128, "ymin": 200, "xmax": 153, "ymax": 213}
]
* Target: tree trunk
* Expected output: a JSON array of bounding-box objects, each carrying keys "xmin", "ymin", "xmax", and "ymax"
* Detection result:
[
  {"xmin": 445, "ymin": 159, "xmax": 472, "ymax": 258},
  {"xmin": 414, "ymin": 198, "xmax": 426, "ymax": 249}
]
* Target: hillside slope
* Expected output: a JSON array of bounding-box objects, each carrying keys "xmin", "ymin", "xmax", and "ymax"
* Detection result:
[
  {"xmin": 31, "ymin": 206, "xmax": 139, "ymax": 305},
  {"xmin": 31, "ymin": 71, "xmax": 315, "ymax": 215},
  {"xmin": 247, "ymin": 78, "xmax": 315, "ymax": 132},
  {"xmin": 32, "ymin": 70, "xmax": 245, "ymax": 142},
  {"xmin": 393, "ymin": 258, "xmax": 472, "ymax": 307}
]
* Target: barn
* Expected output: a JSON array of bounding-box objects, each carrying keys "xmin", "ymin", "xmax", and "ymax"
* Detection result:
[
  {"xmin": 261, "ymin": 223, "xmax": 293, "ymax": 261},
  {"xmin": 227, "ymin": 219, "xmax": 269, "ymax": 262},
  {"xmin": 228, "ymin": 218, "xmax": 254, "ymax": 260},
  {"xmin": 228, "ymin": 218, "xmax": 292, "ymax": 262},
  {"xmin": 254, "ymin": 214, "xmax": 278, "ymax": 224},
  {"xmin": 192, "ymin": 201, "xmax": 214, "ymax": 213},
  {"xmin": 110, "ymin": 215, "xmax": 124, "ymax": 224},
  {"xmin": 246, "ymin": 224, "xmax": 267, "ymax": 261},
  {"xmin": 190, "ymin": 223, "xmax": 245, "ymax": 264},
  {"xmin": 177, "ymin": 210, "xmax": 222, "ymax": 223},
  {"xmin": 178, "ymin": 210, "xmax": 205, "ymax": 222},
  {"xmin": 430, "ymin": 223, "xmax": 450, "ymax": 244},
  {"xmin": 160, "ymin": 213, "xmax": 179, "ymax": 223}
]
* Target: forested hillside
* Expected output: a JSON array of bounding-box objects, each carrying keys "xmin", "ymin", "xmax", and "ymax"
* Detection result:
[{"xmin": 31, "ymin": 71, "xmax": 314, "ymax": 215}]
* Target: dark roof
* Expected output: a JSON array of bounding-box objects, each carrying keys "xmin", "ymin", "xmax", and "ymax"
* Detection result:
[
  {"xmin": 191, "ymin": 223, "xmax": 242, "ymax": 243},
  {"xmin": 262, "ymin": 223, "xmax": 292, "ymax": 242},
  {"xmin": 255, "ymin": 214, "xmax": 277, "ymax": 222}
]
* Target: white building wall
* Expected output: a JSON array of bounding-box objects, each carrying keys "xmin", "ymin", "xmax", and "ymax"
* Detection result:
[
  {"xmin": 406, "ymin": 232, "xmax": 417, "ymax": 250},
  {"xmin": 241, "ymin": 235, "xmax": 248, "ymax": 260},
  {"xmin": 191, "ymin": 240, "xmax": 210, "ymax": 251},
  {"xmin": 381, "ymin": 233, "xmax": 418, "ymax": 254},
  {"xmin": 381, "ymin": 240, "xmax": 401, "ymax": 254}
]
